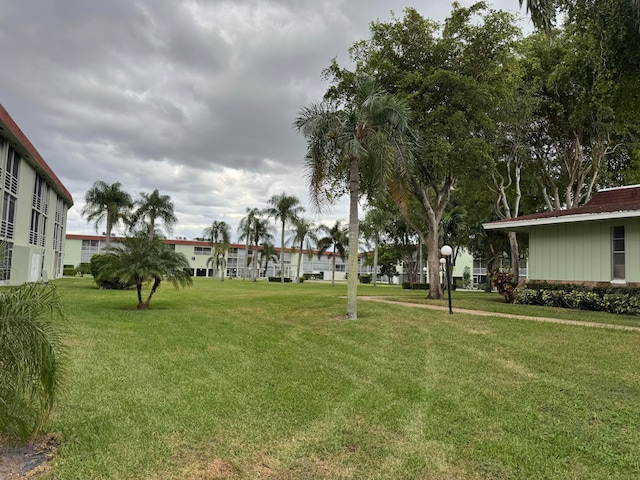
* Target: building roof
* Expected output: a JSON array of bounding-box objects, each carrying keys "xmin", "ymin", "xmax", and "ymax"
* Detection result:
[
  {"xmin": 66, "ymin": 233, "xmax": 349, "ymax": 257},
  {"xmin": 0, "ymin": 104, "xmax": 73, "ymax": 206},
  {"xmin": 483, "ymin": 185, "xmax": 640, "ymax": 231}
]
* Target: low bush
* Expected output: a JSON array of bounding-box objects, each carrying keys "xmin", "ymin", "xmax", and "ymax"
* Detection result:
[
  {"xmin": 89, "ymin": 254, "xmax": 129, "ymax": 290},
  {"xmin": 514, "ymin": 282, "xmax": 640, "ymax": 315},
  {"xmin": 359, "ymin": 275, "xmax": 371, "ymax": 284},
  {"xmin": 63, "ymin": 267, "xmax": 77, "ymax": 276},
  {"xmin": 411, "ymin": 282, "xmax": 429, "ymax": 290},
  {"xmin": 402, "ymin": 282, "xmax": 412, "ymax": 290},
  {"xmin": 492, "ymin": 270, "xmax": 517, "ymax": 303},
  {"xmin": 268, "ymin": 277, "xmax": 292, "ymax": 283}
]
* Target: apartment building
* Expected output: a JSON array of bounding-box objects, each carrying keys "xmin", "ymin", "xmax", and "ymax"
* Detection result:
[
  {"xmin": 0, "ymin": 105, "xmax": 73, "ymax": 285},
  {"xmin": 64, "ymin": 234, "xmax": 357, "ymax": 281}
]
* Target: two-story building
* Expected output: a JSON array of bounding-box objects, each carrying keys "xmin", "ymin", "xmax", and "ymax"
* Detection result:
[{"xmin": 0, "ymin": 104, "xmax": 73, "ymax": 285}]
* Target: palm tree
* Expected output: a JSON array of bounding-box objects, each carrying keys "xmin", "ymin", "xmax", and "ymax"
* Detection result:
[
  {"xmin": 131, "ymin": 189, "xmax": 177, "ymax": 240},
  {"xmin": 249, "ymin": 215, "xmax": 274, "ymax": 281},
  {"xmin": 317, "ymin": 220, "xmax": 348, "ymax": 287},
  {"xmin": 295, "ymin": 73, "xmax": 412, "ymax": 319},
  {"xmin": 0, "ymin": 282, "xmax": 64, "ymax": 442},
  {"xmin": 203, "ymin": 221, "xmax": 231, "ymax": 281},
  {"xmin": 81, "ymin": 180, "xmax": 133, "ymax": 248},
  {"xmin": 259, "ymin": 242, "xmax": 279, "ymax": 277},
  {"xmin": 238, "ymin": 208, "xmax": 259, "ymax": 280},
  {"xmin": 288, "ymin": 217, "xmax": 319, "ymax": 283},
  {"xmin": 104, "ymin": 232, "xmax": 192, "ymax": 310},
  {"xmin": 266, "ymin": 192, "xmax": 305, "ymax": 283},
  {"xmin": 360, "ymin": 208, "xmax": 393, "ymax": 287}
]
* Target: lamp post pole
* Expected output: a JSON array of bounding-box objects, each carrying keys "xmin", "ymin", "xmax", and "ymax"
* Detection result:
[{"xmin": 440, "ymin": 245, "xmax": 453, "ymax": 314}]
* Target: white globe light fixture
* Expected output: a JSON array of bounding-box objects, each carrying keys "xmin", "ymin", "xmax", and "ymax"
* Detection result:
[{"xmin": 440, "ymin": 245, "xmax": 453, "ymax": 314}]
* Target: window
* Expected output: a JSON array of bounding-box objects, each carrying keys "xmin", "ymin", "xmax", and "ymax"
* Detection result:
[
  {"xmin": 0, "ymin": 242, "xmax": 12, "ymax": 281},
  {"xmin": 1, "ymin": 192, "xmax": 16, "ymax": 239},
  {"xmin": 612, "ymin": 226, "xmax": 625, "ymax": 280},
  {"xmin": 194, "ymin": 246, "xmax": 211, "ymax": 256}
]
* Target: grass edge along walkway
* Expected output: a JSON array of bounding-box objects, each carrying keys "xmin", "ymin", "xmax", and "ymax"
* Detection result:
[{"xmin": 358, "ymin": 296, "xmax": 640, "ymax": 332}]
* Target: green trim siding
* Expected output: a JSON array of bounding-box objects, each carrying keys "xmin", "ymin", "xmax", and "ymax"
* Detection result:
[{"xmin": 529, "ymin": 220, "xmax": 640, "ymax": 283}]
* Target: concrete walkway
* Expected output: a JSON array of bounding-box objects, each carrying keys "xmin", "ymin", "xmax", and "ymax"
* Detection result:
[{"xmin": 358, "ymin": 296, "xmax": 640, "ymax": 332}]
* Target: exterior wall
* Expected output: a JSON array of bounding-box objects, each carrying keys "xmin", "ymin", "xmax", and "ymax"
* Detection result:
[
  {"xmin": 0, "ymin": 129, "xmax": 71, "ymax": 285},
  {"xmin": 64, "ymin": 235, "xmax": 352, "ymax": 281},
  {"xmin": 528, "ymin": 219, "xmax": 640, "ymax": 284}
]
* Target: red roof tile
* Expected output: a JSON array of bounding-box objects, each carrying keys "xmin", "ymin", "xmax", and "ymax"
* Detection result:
[{"xmin": 0, "ymin": 104, "xmax": 73, "ymax": 205}]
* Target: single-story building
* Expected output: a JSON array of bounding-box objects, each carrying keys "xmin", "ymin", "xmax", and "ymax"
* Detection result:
[{"xmin": 483, "ymin": 185, "xmax": 640, "ymax": 287}]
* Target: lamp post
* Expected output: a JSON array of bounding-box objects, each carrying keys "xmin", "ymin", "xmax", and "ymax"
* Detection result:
[
  {"xmin": 440, "ymin": 245, "xmax": 453, "ymax": 314},
  {"xmin": 423, "ymin": 266, "xmax": 428, "ymax": 284},
  {"xmin": 439, "ymin": 258, "xmax": 446, "ymax": 287}
]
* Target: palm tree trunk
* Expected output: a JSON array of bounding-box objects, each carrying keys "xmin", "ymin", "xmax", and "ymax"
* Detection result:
[
  {"xmin": 296, "ymin": 240, "xmax": 303, "ymax": 283},
  {"xmin": 243, "ymin": 239, "xmax": 249, "ymax": 280},
  {"xmin": 280, "ymin": 221, "xmax": 285, "ymax": 283},
  {"xmin": 346, "ymin": 157, "xmax": 359, "ymax": 320},
  {"xmin": 105, "ymin": 221, "xmax": 112, "ymax": 249},
  {"xmin": 331, "ymin": 247, "xmax": 336, "ymax": 287}
]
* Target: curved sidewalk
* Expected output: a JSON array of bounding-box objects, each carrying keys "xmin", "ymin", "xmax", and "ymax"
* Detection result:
[{"xmin": 358, "ymin": 296, "xmax": 640, "ymax": 332}]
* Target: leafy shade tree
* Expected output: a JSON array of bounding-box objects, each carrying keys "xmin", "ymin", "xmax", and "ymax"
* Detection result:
[
  {"xmin": 203, "ymin": 221, "xmax": 231, "ymax": 281},
  {"xmin": 317, "ymin": 220, "xmax": 348, "ymax": 287},
  {"xmin": 132, "ymin": 189, "xmax": 177, "ymax": 240},
  {"xmin": 81, "ymin": 180, "xmax": 133, "ymax": 248},
  {"xmin": 328, "ymin": 5, "xmax": 521, "ymax": 299},
  {"xmin": 266, "ymin": 192, "xmax": 304, "ymax": 282},
  {"xmin": 104, "ymin": 233, "xmax": 192, "ymax": 310},
  {"xmin": 288, "ymin": 217, "xmax": 319, "ymax": 283},
  {"xmin": 0, "ymin": 283, "xmax": 65, "ymax": 442},
  {"xmin": 295, "ymin": 74, "xmax": 412, "ymax": 319}
]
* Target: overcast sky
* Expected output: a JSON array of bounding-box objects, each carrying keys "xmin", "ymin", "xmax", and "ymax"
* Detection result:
[{"xmin": 1, "ymin": 0, "xmax": 527, "ymax": 243}]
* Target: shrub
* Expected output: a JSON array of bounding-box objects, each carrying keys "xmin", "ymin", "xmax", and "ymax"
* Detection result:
[
  {"xmin": 359, "ymin": 275, "xmax": 371, "ymax": 284},
  {"xmin": 90, "ymin": 254, "xmax": 129, "ymax": 290},
  {"xmin": 411, "ymin": 282, "xmax": 429, "ymax": 290},
  {"xmin": 268, "ymin": 277, "xmax": 292, "ymax": 283},
  {"xmin": 77, "ymin": 263, "xmax": 92, "ymax": 275},
  {"xmin": 514, "ymin": 282, "xmax": 640, "ymax": 315},
  {"xmin": 402, "ymin": 282, "xmax": 412, "ymax": 290},
  {"xmin": 62, "ymin": 267, "xmax": 77, "ymax": 276},
  {"xmin": 491, "ymin": 270, "xmax": 516, "ymax": 303}
]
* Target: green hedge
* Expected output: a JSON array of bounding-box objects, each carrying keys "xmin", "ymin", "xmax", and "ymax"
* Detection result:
[
  {"xmin": 359, "ymin": 275, "xmax": 371, "ymax": 284},
  {"xmin": 63, "ymin": 267, "xmax": 77, "ymax": 276},
  {"xmin": 268, "ymin": 277, "xmax": 292, "ymax": 283},
  {"xmin": 402, "ymin": 282, "xmax": 430, "ymax": 290},
  {"xmin": 515, "ymin": 282, "xmax": 640, "ymax": 315}
]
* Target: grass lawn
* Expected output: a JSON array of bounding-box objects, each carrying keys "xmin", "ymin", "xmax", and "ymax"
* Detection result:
[{"xmin": 43, "ymin": 277, "xmax": 640, "ymax": 479}]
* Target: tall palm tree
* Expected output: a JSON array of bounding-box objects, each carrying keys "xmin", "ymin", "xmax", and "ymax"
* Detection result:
[
  {"xmin": 81, "ymin": 180, "xmax": 133, "ymax": 248},
  {"xmin": 317, "ymin": 220, "xmax": 348, "ymax": 287},
  {"xmin": 360, "ymin": 207, "xmax": 393, "ymax": 287},
  {"xmin": 266, "ymin": 192, "xmax": 305, "ymax": 283},
  {"xmin": 295, "ymin": 73, "xmax": 412, "ymax": 319},
  {"xmin": 249, "ymin": 215, "xmax": 274, "ymax": 281},
  {"xmin": 288, "ymin": 217, "xmax": 319, "ymax": 283},
  {"xmin": 238, "ymin": 207, "xmax": 260, "ymax": 281},
  {"xmin": 0, "ymin": 282, "xmax": 64, "ymax": 442},
  {"xmin": 259, "ymin": 242, "xmax": 279, "ymax": 277},
  {"xmin": 203, "ymin": 220, "xmax": 231, "ymax": 281},
  {"xmin": 104, "ymin": 232, "xmax": 192, "ymax": 310},
  {"xmin": 132, "ymin": 189, "xmax": 177, "ymax": 240}
]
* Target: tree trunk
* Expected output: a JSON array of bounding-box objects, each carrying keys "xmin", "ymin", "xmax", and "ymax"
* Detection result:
[
  {"xmin": 331, "ymin": 247, "xmax": 336, "ymax": 287},
  {"xmin": 296, "ymin": 241, "xmax": 303, "ymax": 283},
  {"xmin": 508, "ymin": 231, "xmax": 520, "ymax": 284},
  {"xmin": 425, "ymin": 220, "xmax": 443, "ymax": 299},
  {"xmin": 280, "ymin": 221, "xmax": 285, "ymax": 283},
  {"xmin": 372, "ymin": 239, "xmax": 379, "ymax": 287},
  {"xmin": 243, "ymin": 239, "xmax": 249, "ymax": 280},
  {"xmin": 105, "ymin": 221, "xmax": 112, "ymax": 249},
  {"xmin": 346, "ymin": 157, "xmax": 359, "ymax": 320}
]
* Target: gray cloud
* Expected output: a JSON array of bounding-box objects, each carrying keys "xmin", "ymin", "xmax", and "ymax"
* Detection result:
[{"xmin": 0, "ymin": 0, "xmax": 524, "ymax": 241}]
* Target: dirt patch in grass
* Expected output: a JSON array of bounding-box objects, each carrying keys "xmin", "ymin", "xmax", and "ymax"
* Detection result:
[{"xmin": 0, "ymin": 433, "xmax": 60, "ymax": 479}]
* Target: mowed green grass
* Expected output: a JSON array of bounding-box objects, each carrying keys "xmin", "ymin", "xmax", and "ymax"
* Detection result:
[{"xmin": 45, "ymin": 277, "xmax": 640, "ymax": 479}]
